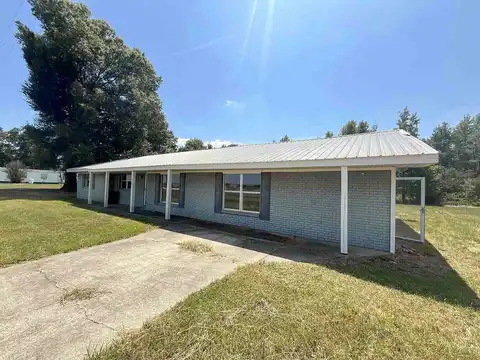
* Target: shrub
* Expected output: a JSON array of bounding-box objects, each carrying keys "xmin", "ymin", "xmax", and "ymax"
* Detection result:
[{"xmin": 4, "ymin": 161, "xmax": 27, "ymax": 183}]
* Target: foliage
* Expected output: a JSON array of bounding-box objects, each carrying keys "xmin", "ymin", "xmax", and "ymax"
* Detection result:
[
  {"xmin": 16, "ymin": 0, "xmax": 176, "ymax": 190},
  {"xmin": 324, "ymin": 131, "xmax": 334, "ymax": 138},
  {"xmin": 0, "ymin": 126, "xmax": 54, "ymax": 168},
  {"xmin": 178, "ymin": 138, "xmax": 212, "ymax": 152},
  {"xmin": 393, "ymin": 109, "xmax": 480, "ymax": 205},
  {"xmin": 397, "ymin": 107, "xmax": 420, "ymax": 137},
  {"xmin": 340, "ymin": 120, "xmax": 377, "ymax": 135},
  {"xmin": 279, "ymin": 135, "xmax": 291, "ymax": 142},
  {"xmin": 4, "ymin": 161, "xmax": 28, "ymax": 183}
]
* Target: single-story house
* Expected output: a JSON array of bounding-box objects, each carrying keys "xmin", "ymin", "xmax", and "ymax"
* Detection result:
[{"xmin": 67, "ymin": 130, "xmax": 438, "ymax": 254}]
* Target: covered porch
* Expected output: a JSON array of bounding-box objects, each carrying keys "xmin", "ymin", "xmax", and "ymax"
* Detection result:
[{"xmin": 81, "ymin": 166, "xmax": 398, "ymax": 255}]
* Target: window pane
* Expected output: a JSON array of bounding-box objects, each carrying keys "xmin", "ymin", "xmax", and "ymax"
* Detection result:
[
  {"xmin": 243, "ymin": 174, "xmax": 261, "ymax": 192},
  {"xmin": 224, "ymin": 174, "xmax": 240, "ymax": 191},
  {"xmin": 243, "ymin": 193, "xmax": 260, "ymax": 212},
  {"xmin": 172, "ymin": 174, "xmax": 181, "ymax": 189},
  {"xmin": 171, "ymin": 189, "xmax": 180, "ymax": 204},
  {"xmin": 161, "ymin": 188, "xmax": 166, "ymax": 201},
  {"xmin": 224, "ymin": 192, "xmax": 240, "ymax": 210}
]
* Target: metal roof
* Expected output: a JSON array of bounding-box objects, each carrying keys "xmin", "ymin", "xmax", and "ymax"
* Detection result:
[{"xmin": 68, "ymin": 130, "xmax": 439, "ymax": 172}]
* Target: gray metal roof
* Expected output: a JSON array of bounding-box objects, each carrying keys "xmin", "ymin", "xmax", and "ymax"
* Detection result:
[{"xmin": 68, "ymin": 130, "xmax": 439, "ymax": 172}]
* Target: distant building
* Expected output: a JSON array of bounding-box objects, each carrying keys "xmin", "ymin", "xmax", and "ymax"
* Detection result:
[{"xmin": 0, "ymin": 168, "xmax": 64, "ymax": 184}]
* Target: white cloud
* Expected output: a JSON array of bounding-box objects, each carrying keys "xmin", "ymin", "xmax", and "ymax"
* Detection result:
[
  {"xmin": 177, "ymin": 138, "xmax": 242, "ymax": 149},
  {"xmin": 225, "ymin": 99, "xmax": 245, "ymax": 109}
]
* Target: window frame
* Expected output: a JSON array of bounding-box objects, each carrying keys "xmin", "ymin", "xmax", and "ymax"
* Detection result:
[
  {"xmin": 82, "ymin": 174, "xmax": 89, "ymax": 188},
  {"xmin": 155, "ymin": 174, "xmax": 180, "ymax": 205},
  {"xmin": 222, "ymin": 173, "xmax": 261, "ymax": 214},
  {"xmin": 120, "ymin": 174, "xmax": 131, "ymax": 190}
]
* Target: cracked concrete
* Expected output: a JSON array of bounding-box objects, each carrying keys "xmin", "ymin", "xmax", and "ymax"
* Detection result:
[{"xmin": 0, "ymin": 223, "xmax": 291, "ymax": 360}]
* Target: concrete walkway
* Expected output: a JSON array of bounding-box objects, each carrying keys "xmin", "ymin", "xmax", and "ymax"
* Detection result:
[{"xmin": 0, "ymin": 224, "xmax": 294, "ymax": 360}]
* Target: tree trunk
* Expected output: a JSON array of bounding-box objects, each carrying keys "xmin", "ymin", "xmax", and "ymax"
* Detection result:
[{"xmin": 61, "ymin": 172, "xmax": 77, "ymax": 192}]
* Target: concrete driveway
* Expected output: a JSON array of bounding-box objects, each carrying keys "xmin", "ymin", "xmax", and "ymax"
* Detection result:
[{"xmin": 0, "ymin": 223, "xmax": 295, "ymax": 360}]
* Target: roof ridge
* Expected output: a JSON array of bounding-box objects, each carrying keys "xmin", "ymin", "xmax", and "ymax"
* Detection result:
[{"xmin": 234, "ymin": 128, "xmax": 400, "ymax": 148}]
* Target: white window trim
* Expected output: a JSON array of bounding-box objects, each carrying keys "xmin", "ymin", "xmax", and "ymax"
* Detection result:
[
  {"xmin": 120, "ymin": 174, "xmax": 131, "ymax": 190},
  {"xmin": 82, "ymin": 174, "xmax": 88, "ymax": 188},
  {"xmin": 156, "ymin": 174, "xmax": 180, "ymax": 205},
  {"xmin": 223, "ymin": 173, "xmax": 261, "ymax": 214},
  {"xmin": 83, "ymin": 174, "xmax": 93, "ymax": 188}
]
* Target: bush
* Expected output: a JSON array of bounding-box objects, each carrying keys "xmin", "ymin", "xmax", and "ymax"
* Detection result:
[{"xmin": 4, "ymin": 161, "xmax": 27, "ymax": 183}]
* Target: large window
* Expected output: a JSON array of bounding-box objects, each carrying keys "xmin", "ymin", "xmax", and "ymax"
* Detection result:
[
  {"xmin": 120, "ymin": 174, "xmax": 131, "ymax": 189},
  {"xmin": 223, "ymin": 173, "xmax": 261, "ymax": 213},
  {"xmin": 155, "ymin": 174, "xmax": 180, "ymax": 204}
]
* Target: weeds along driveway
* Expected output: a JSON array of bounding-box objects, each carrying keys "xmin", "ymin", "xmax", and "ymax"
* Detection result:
[{"xmin": 0, "ymin": 224, "xmax": 288, "ymax": 360}]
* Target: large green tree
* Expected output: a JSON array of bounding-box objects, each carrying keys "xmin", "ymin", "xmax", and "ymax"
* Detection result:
[{"xmin": 16, "ymin": 0, "xmax": 176, "ymax": 190}]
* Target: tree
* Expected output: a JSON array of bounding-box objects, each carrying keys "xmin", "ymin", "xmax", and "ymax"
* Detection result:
[
  {"xmin": 4, "ymin": 161, "xmax": 27, "ymax": 183},
  {"xmin": 397, "ymin": 107, "xmax": 420, "ymax": 137},
  {"xmin": 178, "ymin": 138, "xmax": 208, "ymax": 152},
  {"xmin": 279, "ymin": 135, "xmax": 291, "ymax": 143},
  {"xmin": 16, "ymin": 0, "xmax": 177, "ymax": 191},
  {"xmin": 325, "ymin": 131, "xmax": 334, "ymax": 138},
  {"xmin": 428, "ymin": 122, "xmax": 454, "ymax": 167},
  {"xmin": 341, "ymin": 120, "xmax": 357, "ymax": 135},
  {"xmin": 340, "ymin": 120, "xmax": 376, "ymax": 135}
]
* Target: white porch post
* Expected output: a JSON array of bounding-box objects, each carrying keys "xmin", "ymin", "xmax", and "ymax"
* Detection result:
[
  {"xmin": 104, "ymin": 172, "xmax": 110, "ymax": 207},
  {"xmin": 165, "ymin": 169, "xmax": 172, "ymax": 220},
  {"xmin": 129, "ymin": 171, "xmax": 136, "ymax": 213},
  {"xmin": 340, "ymin": 166, "xmax": 348, "ymax": 254},
  {"xmin": 390, "ymin": 168, "xmax": 396, "ymax": 253},
  {"xmin": 420, "ymin": 177, "xmax": 426, "ymax": 243},
  {"xmin": 143, "ymin": 173, "xmax": 148, "ymax": 206},
  {"xmin": 87, "ymin": 172, "xmax": 93, "ymax": 205}
]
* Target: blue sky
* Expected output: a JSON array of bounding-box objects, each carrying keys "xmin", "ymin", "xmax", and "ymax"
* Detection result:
[{"xmin": 1, "ymin": 0, "xmax": 479, "ymax": 145}]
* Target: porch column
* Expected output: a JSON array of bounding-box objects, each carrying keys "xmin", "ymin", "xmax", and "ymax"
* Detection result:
[
  {"xmin": 129, "ymin": 171, "xmax": 136, "ymax": 213},
  {"xmin": 143, "ymin": 173, "xmax": 148, "ymax": 206},
  {"xmin": 390, "ymin": 168, "xmax": 396, "ymax": 253},
  {"xmin": 340, "ymin": 166, "xmax": 348, "ymax": 254},
  {"xmin": 87, "ymin": 172, "xmax": 93, "ymax": 205},
  {"xmin": 104, "ymin": 172, "xmax": 110, "ymax": 207},
  {"xmin": 165, "ymin": 169, "xmax": 172, "ymax": 220}
]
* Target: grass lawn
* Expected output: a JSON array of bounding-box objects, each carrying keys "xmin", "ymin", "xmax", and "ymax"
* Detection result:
[
  {"xmin": 0, "ymin": 185, "xmax": 155, "ymax": 265},
  {"xmin": 0, "ymin": 183, "xmax": 63, "ymax": 189},
  {"xmin": 89, "ymin": 205, "xmax": 480, "ymax": 360}
]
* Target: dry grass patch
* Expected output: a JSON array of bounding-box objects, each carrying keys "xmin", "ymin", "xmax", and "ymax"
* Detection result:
[
  {"xmin": 61, "ymin": 287, "xmax": 98, "ymax": 303},
  {"xmin": 177, "ymin": 239, "xmax": 214, "ymax": 254}
]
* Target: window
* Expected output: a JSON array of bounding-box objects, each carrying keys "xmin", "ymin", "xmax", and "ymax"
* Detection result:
[
  {"xmin": 155, "ymin": 174, "xmax": 180, "ymax": 204},
  {"xmin": 223, "ymin": 173, "xmax": 261, "ymax": 213},
  {"xmin": 82, "ymin": 174, "xmax": 89, "ymax": 188},
  {"xmin": 120, "ymin": 174, "xmax": 131, "ymax": 189}
]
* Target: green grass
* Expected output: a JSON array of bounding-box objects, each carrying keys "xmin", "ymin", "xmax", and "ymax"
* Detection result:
[
  {"xmin": 89, "ymin": 205, "xmax": 480, "ymax": 360},
  {"xmin": 0, "ymin": 187, "xmax": 155, "ymax": 265}
]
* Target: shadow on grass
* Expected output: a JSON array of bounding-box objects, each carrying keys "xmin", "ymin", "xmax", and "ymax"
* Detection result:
[{"xmin": 2, "ymin": 188, "xmax": 479, "ymax": 309}]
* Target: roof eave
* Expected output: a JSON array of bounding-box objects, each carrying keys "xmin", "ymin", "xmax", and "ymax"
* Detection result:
[{"xmin": 67, "ymin": 153, "xmax": 439, "ymax": 173}]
